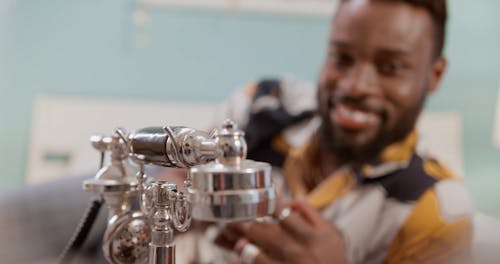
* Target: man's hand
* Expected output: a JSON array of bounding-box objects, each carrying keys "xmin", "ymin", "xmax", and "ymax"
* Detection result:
[{"xmin": 216, "ymin": 199, "xmax": 348, "ymax": 264}]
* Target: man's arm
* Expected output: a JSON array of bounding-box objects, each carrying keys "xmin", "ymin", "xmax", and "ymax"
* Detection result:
[{"xmin": 385, "ymin": 182, "xmax": 473, "ymax": 264}]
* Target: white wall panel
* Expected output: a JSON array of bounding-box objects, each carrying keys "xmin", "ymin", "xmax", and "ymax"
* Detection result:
[
  {"xmin": 140, "ymin": 0, "xmax": 338, "ymax": 16},
  {"xmin": 27, "ymin": 96, "xmax": 218, "ymax": 183}
]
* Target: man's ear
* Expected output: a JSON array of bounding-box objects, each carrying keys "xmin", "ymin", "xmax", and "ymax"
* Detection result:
[{"xmin": 429, "ymin": 56, "xmax": 447, "ymax": 93}]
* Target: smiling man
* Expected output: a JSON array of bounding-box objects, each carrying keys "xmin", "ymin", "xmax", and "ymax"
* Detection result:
[{"xmin": 219, "ymin": 0, "xmax": 474, "ymax": 263}]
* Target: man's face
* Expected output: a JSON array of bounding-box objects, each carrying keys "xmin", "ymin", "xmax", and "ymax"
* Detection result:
[{"xmin": 318, "ymin": 0, "xmax": 443, "ymax": 163}]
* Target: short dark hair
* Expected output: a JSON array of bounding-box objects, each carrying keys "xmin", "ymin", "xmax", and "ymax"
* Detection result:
[{"xmin": 341, "ymin": 0, "xmax": 447, "ymax": 58}]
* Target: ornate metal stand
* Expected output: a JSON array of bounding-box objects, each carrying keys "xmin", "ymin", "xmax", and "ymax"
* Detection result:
[{"xmin": 83, "ymin": 120, "xmax": 275, "ymax": 264}]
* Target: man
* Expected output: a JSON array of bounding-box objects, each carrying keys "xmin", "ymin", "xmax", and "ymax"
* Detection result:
[{"xmin": 217, "ymin": 0, "xmax": 473, "ymax": 263}]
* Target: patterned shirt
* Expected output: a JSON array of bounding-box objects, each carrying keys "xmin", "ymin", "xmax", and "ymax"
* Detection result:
[{"xmin": 284, "ymin": 132, "xmax": 473, "ymax": 263}]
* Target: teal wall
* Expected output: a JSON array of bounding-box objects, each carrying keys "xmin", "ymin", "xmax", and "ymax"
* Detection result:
[
  {"xmin": 0, "ymin": 0, "xmax": 499, "ymax": 215},
  {"xmin": 429, "ymin": 0, "xmax": 500, "ymax": 216}
]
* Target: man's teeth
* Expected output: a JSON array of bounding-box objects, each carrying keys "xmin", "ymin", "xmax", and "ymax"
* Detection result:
[
  {"xmin": 339, "ymin": 106, "xmax": 374, "ymax": 123},
  {"xmin": 353, "ymin": 111, "xmax": 369, "ymax": 122}
]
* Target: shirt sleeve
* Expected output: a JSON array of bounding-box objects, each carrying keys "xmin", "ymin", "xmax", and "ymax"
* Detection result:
[{"xmin": 384, "ymin": 183, "xmax": 473, "ymax": 264}]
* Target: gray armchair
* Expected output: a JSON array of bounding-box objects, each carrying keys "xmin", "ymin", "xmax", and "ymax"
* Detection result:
[{"xmin": 0, "ymin": 175, "xmax": 107, "ymax": 263}]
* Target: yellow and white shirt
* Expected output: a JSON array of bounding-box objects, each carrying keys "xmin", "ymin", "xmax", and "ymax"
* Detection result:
[{"xmin": 284, "ymin": 132, "xmax": 473, "ymax": 264}]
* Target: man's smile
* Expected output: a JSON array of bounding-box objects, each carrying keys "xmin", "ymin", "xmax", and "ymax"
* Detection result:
[{"xmin": 327, "ymin": 95, "xmax": 383, "ymax": 133}]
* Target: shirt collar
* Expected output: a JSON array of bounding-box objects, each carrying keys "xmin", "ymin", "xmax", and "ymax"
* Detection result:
[
  {"xmin": 284, "ymin": 130, "xmax": 419, "ymax": 208},
  {"xmin": 359, "ymin": 131, "xmax": 418, "ymax": 179}
]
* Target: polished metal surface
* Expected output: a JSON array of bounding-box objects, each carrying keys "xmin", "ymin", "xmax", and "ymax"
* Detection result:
[
  {"xmin": 83, "ymin": 163, "xmax": 138, "ymax": 194},
  {"xmin": 84, "ymin": 132, "xmax": 139, "ymax": 217},
  {"xmin": 129, "ymin": 126, "xmax": 218, "ymax": 167},
  {"xmin": 144, "ymin": 181, "xmax": 191, "ymax": 264},
  {"xmin": 85, "ymin": 131, "xmax": 151, "ymax": 264},
  {"xmin": 189, "ymin": 186, "xmax": 275, "ymax": 205},
  {"xmin": 103, "ymin": 211, "xmax": 150, "ymax": 264},
  {"xmin": 84, "ymin": 119, "xmax": 276, "ymax": 264},
  {"xmin": 189, "ymin": 187, "xmax": 276, "ymax": 222},
  {"xmin": 189, "ymin": 160, "xmax": 272, "ymax": 192},
  {"xmin": 148, "ymin": 244, "xmax": 175, "ymax": 264},
  {"xmin": 212, "ymin": 120, "xmax": 247, "ymax": 164},
  {"xmin": 188, "ymin": 120, "xmax": 275, "ymax": 222},
  {"xmin": 83, "ymin": 179, "xmax": 137, "ymax": 193},
  {"xmin": 84, "ymin": 133, "xmax": 138, "ymax": 194}
]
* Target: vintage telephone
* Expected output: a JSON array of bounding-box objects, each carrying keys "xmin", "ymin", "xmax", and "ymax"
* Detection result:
[{"xmin": 61, "ymin": 120, "xmax": 276, "ymax": 264}]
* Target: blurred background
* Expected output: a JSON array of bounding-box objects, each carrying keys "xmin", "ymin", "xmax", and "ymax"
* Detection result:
[{"xmin": 0, "ymin": 0, "xmax": 499, "ymax": 219}]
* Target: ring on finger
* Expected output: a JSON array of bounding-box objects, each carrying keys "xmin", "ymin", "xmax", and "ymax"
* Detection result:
[
  {"xmin": 240, "ymin": 242, "xmax": 261, "ymax": 264},
  {"xmin": 277, "ymin": 207, "xmax": 292, "ymax": 222}
]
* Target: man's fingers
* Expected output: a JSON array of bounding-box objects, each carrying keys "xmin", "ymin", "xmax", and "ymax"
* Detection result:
[
  {"xmin": 234, "ymin": 238, "xmax": 279, "ymax": 264},
  {"xmin": 278, "ymin": 210, "xmax": 315, "ymax": 241},
  {"xmin": 214, "ymin": 232, "xmax": 237, "ymax": 251},
  {"xmin": 213, "ymin": 224, "xmax": 245, "ymax": 250},
  {"xmin": 270, "ymin": 199, "xmax": 317, "ymax": 241},
  {"xmin": 291, "ymin": 198, "xmax": 324, "ymax": 226},
  {"xmin": 241, "ymin": 221, "xmax": 296, "ymax": 260},
  {"xmin": 252, "ymin": 253, "xmax": 277, "ymax": 264}
]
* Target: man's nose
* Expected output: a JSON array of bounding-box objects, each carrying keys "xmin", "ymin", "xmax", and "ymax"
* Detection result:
[{"xmin": 341, "ymin": 64, "xmax": 379, "ymax": 98}]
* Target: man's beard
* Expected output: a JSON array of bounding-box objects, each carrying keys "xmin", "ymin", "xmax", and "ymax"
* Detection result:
[{"xmin": 318, "ymin": 95, "xmax": 427, "ymax": 165}]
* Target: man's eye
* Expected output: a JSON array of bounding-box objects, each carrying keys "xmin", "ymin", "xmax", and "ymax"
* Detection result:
[
  {"xmin": 330, "ymin": 52, "xmax": 354, "ymax": 68},
  {"xmin": 378, "ymin": 61, "xmax": 404, "ymax": 75}
]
